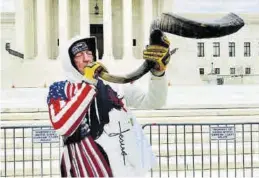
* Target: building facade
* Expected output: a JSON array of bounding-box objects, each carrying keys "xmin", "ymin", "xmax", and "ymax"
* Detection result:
[
  {"xmin": 1, "ymin": 0, "xmax": 259, "ymax": 88},
  {"xmin": 193, "ymin": 13, "xmax": 259, "ymax": 85}
]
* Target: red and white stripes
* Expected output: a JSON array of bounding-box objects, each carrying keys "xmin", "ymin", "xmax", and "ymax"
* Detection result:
[
  {"xmin": 48, "ymin": 82, "xmax": 96, "ymax": 136},
  {"xmin": 61, "ymin": 136, "xmax": 113, "ymax": 177}
]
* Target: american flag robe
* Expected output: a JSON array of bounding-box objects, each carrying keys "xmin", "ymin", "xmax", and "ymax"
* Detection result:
[{"xmin": 47, "ymin": 80, "xmax": 114, "ymax": 177}]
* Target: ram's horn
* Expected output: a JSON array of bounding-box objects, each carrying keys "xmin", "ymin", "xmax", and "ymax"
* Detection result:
[
  {"xmin": 151, "ymin": 12, "xmax": 244, "ymax": 38},
  {"xmin": 99, "ymin": 48, "xmax": 178, "ymax": 83},
  {"xmin": 99, "ymin": 13, "xmax": 244, "ymax": 84},
  {"xmin": 99, "ymin": 60, "xmax": 153, "ymax": 84}
]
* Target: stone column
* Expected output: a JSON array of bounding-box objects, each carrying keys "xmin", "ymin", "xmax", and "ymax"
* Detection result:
[
  {"xmin": 46, "ymin": 0, "xmax": 59, "ymax": 59},
  {"xmin": 15, "ymin": 0, "xmax": 35, "ymax": 59},
  {"xmin": 15, "ymin": 0, "xmax": 25, "ymax": 54},
  {"xmin": 59, "ymin": 0, "xmax": 69, "ymax": 50},
  {"xmin": 80, "ymin": 0, "xmax": 90, "ymax": 37},
  {"xmin": 122, "ymin": 0, "xmax": 133, "ymax": 60},
  {"xmin": 36, "ymin": 0, "xmax": 48, "ymax": 59},
  {"xmin": 102, "ymin": 0, "xmax": 114, "ymax": 60},
  {"xmin": 143, "ymin": 0, "xmax": 153, "ymax": 47}
]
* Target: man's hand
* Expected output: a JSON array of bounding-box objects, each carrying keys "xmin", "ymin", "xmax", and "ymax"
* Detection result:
[
  {"xmin": 83, "ymin": 61, "xmax": 108, "ymax": 84},
  {"xmin": 143, "ymin": 45, "xmax": 171, "ymax": 76}
]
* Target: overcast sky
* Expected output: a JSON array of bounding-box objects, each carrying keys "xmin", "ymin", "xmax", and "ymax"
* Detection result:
[
  {"xmin": 174, "ymin": 0, "xmax": 259, "ymax": 13},
  {"xmin": 1, "ymin": 0, "xmax": 259, "ymax": 13}
]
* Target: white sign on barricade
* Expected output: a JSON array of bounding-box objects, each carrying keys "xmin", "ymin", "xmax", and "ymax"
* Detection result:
[
  {"xmin": 210, "ymin": 126, "xmax": 236, "ymax": 140},
  {"xmin": 33, "ymin": 129, "xmax": 60, "ymax": 143}
]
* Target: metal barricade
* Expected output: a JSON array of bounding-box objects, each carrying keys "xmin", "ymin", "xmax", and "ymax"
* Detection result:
[
  {"xmin": 0, "ymin": 125, "xmax": 62, "ymax": 177},
  {"xmin": 1, "ymin": 123, "xmax": 259, "ymax": 177},
  {"xmin": 142, "ymin": 123, "xmax": 259, "ymax": 178}
]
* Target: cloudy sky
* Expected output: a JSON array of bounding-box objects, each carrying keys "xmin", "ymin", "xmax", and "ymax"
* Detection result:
[
  {"xmin": 0, "ymin": 0, "xmax": 14, "ymax": 12},
  {"xmin": 0, "ymin": 0, "xmax": 259, "ymax": 13},
  {"xmin": 173, "ymin": 0, "xmax": 259, "ymax": 13}
]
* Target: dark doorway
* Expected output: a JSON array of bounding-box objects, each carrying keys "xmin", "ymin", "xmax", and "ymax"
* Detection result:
[{"xmin": 90, "ymin": 24, "xmax": 103, "ymax": 59}]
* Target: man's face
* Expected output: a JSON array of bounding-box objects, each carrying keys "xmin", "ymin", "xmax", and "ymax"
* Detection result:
[{"xmin": 73, "ymin": 50, "xmax": 94, "ymax": 74}]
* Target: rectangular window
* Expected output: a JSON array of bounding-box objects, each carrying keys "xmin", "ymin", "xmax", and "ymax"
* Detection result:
[
  {"xmin": 199, "ymin": 68, "xmax": 204, "ymax": 75},
  {"xmin": 230, "ymin": 68, "xmax": 236, "ymax": 75},
  {"xmin": 244, "ymin": 42, "xmax": 251, "ymax": 57},
  {"xmin": 197, "ymin": 42, "xmax": 204, "ymax": 57},
  {"xmin": 229, "ymin": 42, "xmax": 235, "ymax": 57},
  {"xmin": 214, "ymin": 68, "xmax": 220, "ymax": 74},
  {"xmin": 213, "ymin": 42, "xmax": 220, "ymax": 57},
  {"xmin": 245, "ymin": 67, "xmax": 251, "ymax": 74}
]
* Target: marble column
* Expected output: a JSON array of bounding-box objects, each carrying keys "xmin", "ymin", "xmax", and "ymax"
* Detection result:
[
  {"xmin": 122, "ymin": 0, "xmax": 133, "ymax": 60},
  {"xmin": 143, "ymin": 0, "xmax": 153, "ymax": 47},
  {"xmin": 102, "ymin": 0, "xmax": 114, "ymax": 60},
  {"xmin": 15, "ymin": 0, "xmax": 35, "ymax": 59},
  {"xmin": 15, "ymin": 0, "xmax": 25, "ymax": 54},
  {"xmin": 80, "ymin": 0, "xmax": 90, "ymax": 37},
  {"xmin": 58, "ymin": 0, "xmax": 69, "ymax": 50},
  {"xmin": 36, "ymin": 0, "xmax": 48, "ymax": 59}
]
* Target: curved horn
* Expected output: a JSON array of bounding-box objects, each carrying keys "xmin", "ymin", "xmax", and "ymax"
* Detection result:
[
  {"xmin": 99, "ymin": 13, "xmax": 245, "ymax": 84},
  {"xmin": 151, "ymin": 13, "xmax": 244, "ymax": 38},
  {"xmin": 99, "ymin": 47, "xmax": 178, "ymax": 83},
  {"xmin": 99, "ymin": 61, "xmax": 153, "ymax": 84}
]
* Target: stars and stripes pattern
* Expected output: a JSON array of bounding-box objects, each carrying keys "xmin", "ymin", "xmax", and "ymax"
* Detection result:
[
  {"xmin": 47, "ymin": 80, "xmax": 113, "ymax": 177},
  {"xmin": 47, "ymin": 81, "xmax": 96, "ymax": 136}
]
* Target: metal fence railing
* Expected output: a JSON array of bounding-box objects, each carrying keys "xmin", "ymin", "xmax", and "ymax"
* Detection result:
[
  {"xmin": 1, "ymin": 123, "xmax": 259, "ymax": 177},
  {"xmin": 142, "ymin": 123, "xmax": 259, "ymax": 178},
  {"xmin": 0, "ymin": 126, "xmax": 62, "ymax": 177}
]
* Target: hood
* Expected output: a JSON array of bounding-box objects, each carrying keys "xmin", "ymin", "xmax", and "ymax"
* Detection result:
[{"xmin": 58, "ymin": 36, "xmax": 97, "ymax": 83}]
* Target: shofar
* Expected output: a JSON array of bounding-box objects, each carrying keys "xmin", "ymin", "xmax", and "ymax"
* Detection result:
[{"xmin": 99, "ymin": 13, "xmax": 245, "ymax": 84}]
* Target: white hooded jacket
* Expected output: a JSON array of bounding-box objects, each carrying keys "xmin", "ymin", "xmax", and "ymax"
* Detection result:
[{"xmin": 47, "ymin": 36, "xmax": 168, "ymax": 177}]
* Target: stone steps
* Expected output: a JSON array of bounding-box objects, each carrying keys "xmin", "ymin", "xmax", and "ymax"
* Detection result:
[
  {"xmin": 145, "ymin": 133, "xmax": 258, "ymax": 143},
  {"xmin": 3, "ymin": 167, "xmax": 60, "ymax": 177},
  {"xmin": 0, "ymin": 126, "xmax": 259, "ymax": 140},
  {"xmin": 2, "ymin": 147, "xmax": 258, "ymax": 162},
  {"xmin": 1, "ymin": 139, "xmax": 258, "ymax": 154},
  {"xmin": 2, "ymin": 108, "xmax": 259, "ymax": 120},
  {"xmin": 146, "ymin": 170, "xmax": 259, "ymax": 178},
  {"xmin": 151, "ymin": 162, "xmax": 259, "ymax": 171},
  {"xmin": 2, "ymin": 156, "xmax": 259, "ymax": 177},
  {"xmin": 2, "ymin": 115, "xmax": 259, "ymax": 128}
]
